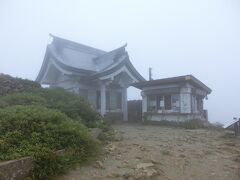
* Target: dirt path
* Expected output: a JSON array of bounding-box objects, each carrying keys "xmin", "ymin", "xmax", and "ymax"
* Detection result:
[{"xmin": 60, "ymin": 124, "xmax": 240, "ymax": 180}]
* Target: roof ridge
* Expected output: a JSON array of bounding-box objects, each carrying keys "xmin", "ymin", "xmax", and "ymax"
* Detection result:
[
  {"xmin": 50, "ymin": 34, "xmax": 106, "ymax": 55},
  {"xmin": 93, "ymin": 43, "xmax": 127, "ymax": 61},
  {"xmin": 146, "ymin": 75, "xmax": 192, "ymax": 81}
]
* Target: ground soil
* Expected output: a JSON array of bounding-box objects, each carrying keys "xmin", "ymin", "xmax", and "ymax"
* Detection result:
[{"xmin": 60, "ymin": 123, "xmax": 240, "ymax": 180}]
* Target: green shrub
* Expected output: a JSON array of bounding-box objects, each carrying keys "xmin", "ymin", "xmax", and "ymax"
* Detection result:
[
  {"xmin": 15, "ymin": 77, "xmax": 40, "ymax": 90},
  {"xmin": 33, "ymin": 88, "xmax": 103, "ymax": 127},
  {"xmin": 0, "ymin": 75, "xmax": 106, "ymax": 179},
  {"xmin": 0, "ymin": 105, "xmax": 100, "ymax": 179},
  {"xmin": 0, "ymin": 93, "xmax": 46, "ymax": 108},
  {"xmin": 0, "ymin": 88, "xmax": 103, "ymax": 128}
]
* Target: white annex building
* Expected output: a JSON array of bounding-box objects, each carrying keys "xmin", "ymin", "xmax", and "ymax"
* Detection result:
[
  {"xmin": 36, "ymin": 35, "xmax": 145, "ymax": 121},
  {"xmin": 133, "ymin": 75, "xmax": 212, "ymax": 122}
]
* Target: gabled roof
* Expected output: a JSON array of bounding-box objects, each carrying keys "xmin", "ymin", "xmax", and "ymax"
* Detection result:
[
  {"xmin": 36, "ymin": 44, "xmax": 96, "ymax": 83},
  {"xmin": 93, "ymin": 43, "xmax": 127, "ymax": 63},
  {"xmin": 132, "ymin": 75, "xmax": 212, "ymax": 94},
  {"xmin": 36, "ymin": 35, "xmax": 145, "ymax": 83},
  {"xmin": 88, "ymin": 57, "xmax": 145, "ymax": 82}
]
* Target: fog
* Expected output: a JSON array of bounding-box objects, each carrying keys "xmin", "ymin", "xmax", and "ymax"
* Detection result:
[{"xmin": 0, "ymin": 0, "xmax": 240, "ymax": 125}]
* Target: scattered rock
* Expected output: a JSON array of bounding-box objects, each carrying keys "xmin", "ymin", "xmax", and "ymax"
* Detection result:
[
  {"xmin": 179, "ymin": 154, "xmax": 186, "ymax": 158},
  {"xmin": 127, "ymin": 177, "xmax": 134, "ymax": 180},
  {"xmin": 95, "ymin": 160, "xmax": 104, "ymax": 169},
  {"xmin": 144, "ymin": 168, "xmax": 158, "ymax": 177},
  {"xmin": 104, "ymin": 143, "xmax": 117, "ymax": 154},
  {"xmin": 116, "ymin": 155, "xmax": 122, "ymax": 160},
  {"xmin": 124, "ymin": 160, "xmax": 129, "ymax": 164},
  {"xmin": 107, "ymin": 173, "xmax": 122, "ymax": 178},
  {"xmin": 122, "ymin": 172, "xmax": 132, "ymax": 179},
  {"xmin": 148, "ymin": 159, "xmax": 160, "ymax": 164},
  {"xmin": 135, "ymin": 156, "xmax": 142, "ymax": 160},
  {"xmin": 108, "ymin": 144, "xmax": 117, "ymax": 151},
  {"xmin": 133, "ymin": 143, "xmax": 140, "ymax": 146},
  {"xmin": 114, "ymin": 132, "xmax": 123, "ymax": 141},
  {"xmin": 161, "ymin": 149, "xmax": 171, "ymax": 155},
  {"xmin": 136, "ymin": 162, "xmax": 154, "ymax": 169},
  {"xmin": 139, "ymin": 146, "xmax": 146, "ymax": 151},
  {"xmin": 178, "ymin": 149, "xmax": 184, "ymax": 152},
  {"xmin": 133, "ymin": 168, "xmax": 159, "ymax": 179},
  {"xmin": 211, "ymin": 172, "xmax": 216, "ymax": 176}
]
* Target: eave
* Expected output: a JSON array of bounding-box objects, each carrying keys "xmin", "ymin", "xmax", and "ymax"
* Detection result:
[
  {"xmin": 36, "ymin": 45, "xmax": 96, "ymax": 84},
  {"xmin": 85, "ymin": 57, "xmax": 145, "ymax": 82},
  {"xmin": 132, "ymin": 75, "xmax": 212, "ymax": 94}
]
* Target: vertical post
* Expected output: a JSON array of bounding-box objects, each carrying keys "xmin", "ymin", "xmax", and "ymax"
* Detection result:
[
  {"xmin": 122, "ymin": 86, "xmax": 128, "ymax": 121},
  {"xmin": 141, "ymin": 91, "xmax": 147, "ymax": 122},
  {"xmin": 141, "ymin": 91, "xmax": 147, "ymax": 113},
  {"xmin": 100, "ymin": 83, "xmax": 106, "ymax": 116},
  {"xmin": 149, "ymin": 67, "xmax": 153, "ymax": 80},
  {"xmin": 238, "ymin": 119, "xmax": 240, "ymax": 136},
  {"xmin": 234, "ymin": 118, "xmax": 240, "ymax": 136}
]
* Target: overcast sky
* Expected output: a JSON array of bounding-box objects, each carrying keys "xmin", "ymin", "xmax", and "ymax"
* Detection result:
[{"xmin": 0, "ymin": 0, "xmax": 240, "ymax": 125}]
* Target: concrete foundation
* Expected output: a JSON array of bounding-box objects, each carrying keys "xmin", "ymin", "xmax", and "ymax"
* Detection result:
[{"xmin": 143, "ymin": 112, "xmax": 207, "ymax": 122}]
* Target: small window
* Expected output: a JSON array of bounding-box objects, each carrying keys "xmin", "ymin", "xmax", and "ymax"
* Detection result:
[
  {"xmin": 164, "ymin": 95, "xmax": 171, "ymax": 110},
  {"xmin": 96, "ymin": 91, "xmax": 101, "ymax": 109},
  {"xmin": 88, "ymin": 90, "xmax": 97, "ymax": 107},
  {"xmin": 79, "ymin": 89, "xmax": 88, "ymax": 101},
  {"xmin": 106, "ymin": 91, "xmax": 110, "ymax": 110},
  {"xmin": 197, "ymin": 97, "xmax": 203, "ymax": 112},
  {"xmin": 109, "ymin": 91, "xmax": 118, "ymax": 110},
  {"xmin": 157, "ymin": 96, "xmax": 164, "ymax": 110},
  {"xmin": 117, "ymin": 92, "xmax": 122, "ymax": 109},
  {"xmin": 171, "ymin": 94, "xmax": 180, "ymax": 112},
  {"xmin": 147, "ymin": 96, "xmax": 157, "ymax": 112}
]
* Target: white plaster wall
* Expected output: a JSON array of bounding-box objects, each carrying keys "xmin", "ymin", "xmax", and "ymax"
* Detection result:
[
  {"xmin": 180, "ymin": 87, "xmax": 192, "ymax": 113},
  {"xmin": 145, "ymin": 113, "xmax": 206, "ymax": 122}
]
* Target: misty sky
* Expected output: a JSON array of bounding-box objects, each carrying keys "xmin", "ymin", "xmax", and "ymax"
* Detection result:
[{"xmin": 0, "ymin": 0, "xmax": 240, "ymax": 125}]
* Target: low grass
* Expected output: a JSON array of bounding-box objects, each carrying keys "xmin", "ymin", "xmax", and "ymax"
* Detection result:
[{"xmin": 143, "ymin": 119, "xmax": 205, "ymax": 129}]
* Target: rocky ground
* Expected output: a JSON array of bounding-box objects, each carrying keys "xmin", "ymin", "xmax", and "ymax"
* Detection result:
[{"xmin": 60, "ymin": 123, "xmax": 240, "ymax": 180}]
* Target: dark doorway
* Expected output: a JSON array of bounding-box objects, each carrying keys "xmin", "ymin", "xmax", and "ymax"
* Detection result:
[{"xmin": 128, "ymin": 100, "xmax": 142, "ymax": 122}]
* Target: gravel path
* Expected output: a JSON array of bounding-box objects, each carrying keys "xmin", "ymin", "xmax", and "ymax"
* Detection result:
[{"xmin": 60, "ymin": 123, "xmax": 240, "ymax": 180}]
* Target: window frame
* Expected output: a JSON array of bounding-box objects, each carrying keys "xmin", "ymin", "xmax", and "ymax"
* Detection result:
[{"xmin": 147, "ymin": 94, "xmax": 180, "ymax": 113}]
